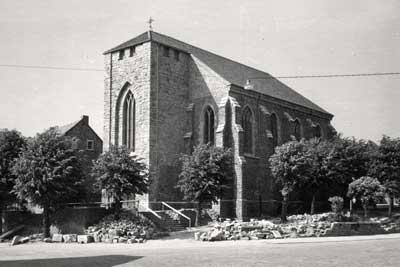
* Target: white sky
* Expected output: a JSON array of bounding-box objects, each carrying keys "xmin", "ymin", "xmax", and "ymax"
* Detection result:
[{"xmin": 0, "ymin": 0, "xmax": 399, "ymax": 142}]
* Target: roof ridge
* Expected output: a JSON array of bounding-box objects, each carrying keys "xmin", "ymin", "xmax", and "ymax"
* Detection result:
[{"xmin": 151, "ymin": 31, "xmax": 274, "ymax": 78}]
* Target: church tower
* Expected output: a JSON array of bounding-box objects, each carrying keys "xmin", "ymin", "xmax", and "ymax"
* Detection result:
[{"xmin": 103, "ymin": 31, "xmax": 192, "ymax": 210}]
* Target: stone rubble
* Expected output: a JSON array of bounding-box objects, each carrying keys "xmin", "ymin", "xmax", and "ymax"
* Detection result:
[
  {"xmin": 369, "ymin": 216, "xmax": 400, "ymax": 233},
  {"xmin": 195, "ymin": 212, "xmax": 400, "ymax": 242},
  {"xmin": 83, "ymin": 211, "xmax": 156, "ymax": 244}
]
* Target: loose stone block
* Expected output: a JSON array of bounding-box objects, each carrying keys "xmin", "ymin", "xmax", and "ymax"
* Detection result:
[
  {"xmin": 118, "ymin": 237, "xmax": 127, "ymax": 243},
  {"xmin": 77, "ymin": 235, "xmax": 94, "ymax": 244},
  {"xmin": 63, "ymin": 234, "xmax": 77, "ymax": 243},
  {"xmin": 20, "ymin": 237, "xmax": 30, "ymax": 244},
  {"xmin": 271, "ymin": 231, "xmax": 282, "ymax": 239},
  {"xmin": 52, "ymin": 234, "xmax": 63, "ymax": 243}
]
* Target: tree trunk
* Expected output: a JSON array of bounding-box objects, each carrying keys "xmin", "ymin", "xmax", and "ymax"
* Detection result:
[
  {"xmin": 388, "ymin": 196, "xmax": 394, "ymax": 217},
  {"xmin": 195, "ymin": 202, "xmax": 201, "ymax": 227},
  {"xmin": 281, "ymin": 194, "xmax": 288, "ymax": 222},
  {"xmin": 114, "ymin": 198, "xmax": 122, "ymax": 220},
  {"xmin": 362, "ymin": 203, "xmax": 368, "ymax": 219},
  {"xmin": 43, "ymin": 204, "xmax": 50, "ymax": 238},
  {"xmin": 310, "ymin": 193, "xmax": 316, "ymax": 215},
  {"xmin": 0, "ymin": 204, "xmax": 4, "ymax": 235}
]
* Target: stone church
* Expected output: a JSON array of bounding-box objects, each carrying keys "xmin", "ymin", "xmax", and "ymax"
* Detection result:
[{"xmin": 103, "ymin": 30, "xmax": 335, "ymax": 220}]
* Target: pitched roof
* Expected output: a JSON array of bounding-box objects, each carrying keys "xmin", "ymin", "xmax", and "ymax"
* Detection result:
[
  {"xmin": 55, "ymin": 120, "xmax": 80, "ymax": 135},
  {"xmin": 105, "ymin": 31, "xmax": 332, "ymax": 116}
]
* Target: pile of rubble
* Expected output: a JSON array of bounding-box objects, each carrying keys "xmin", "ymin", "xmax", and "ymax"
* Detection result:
[
  {"xmin": 6, "ymin": 211, "xmax": 159, "ymax": 245},
  {"xmin": 195, "ymin": 213, "xmax": 338, "ymax": 242},
  {"xmin": 370, "ymin": 215, "xmax": 400, "ymax": 233},
  {"xmin": 83, "ymin": 211, "xmax": 157, "ymax": 244}
]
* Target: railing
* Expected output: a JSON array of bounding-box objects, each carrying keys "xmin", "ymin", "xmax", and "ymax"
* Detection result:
[
  {"xmin": 146, "ymin": 206, "xmax": 162, "ymax": 219},
  {"xmin": 161, "ymin": 201, "xmax": 191, "ymax": 228}
]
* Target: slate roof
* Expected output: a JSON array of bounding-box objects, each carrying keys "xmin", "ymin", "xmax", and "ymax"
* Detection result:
[{"xmin": 105, "ymin": 31, "xmax": 331, "ymax": 116}]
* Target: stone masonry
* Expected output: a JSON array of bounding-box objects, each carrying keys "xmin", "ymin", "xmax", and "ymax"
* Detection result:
[{"xmin": 103, "ymin": 31, "xmax": 335, "ymax": 220}]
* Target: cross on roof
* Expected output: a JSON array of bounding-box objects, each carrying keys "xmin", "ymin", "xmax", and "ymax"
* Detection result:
[{"xmin": 147, "ymin": 17, "xmax": 154, "ymax": 31}]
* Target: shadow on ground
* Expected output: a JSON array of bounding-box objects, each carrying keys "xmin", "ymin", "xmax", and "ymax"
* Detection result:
[{"xmin": 0, "ymin": 255, "xmax": 142, "ymax": 267}]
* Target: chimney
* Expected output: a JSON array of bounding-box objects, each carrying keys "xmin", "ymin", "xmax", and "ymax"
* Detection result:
[{"xmin": 81, "ymin": 115, "xmax": 89, "ymax": 125}]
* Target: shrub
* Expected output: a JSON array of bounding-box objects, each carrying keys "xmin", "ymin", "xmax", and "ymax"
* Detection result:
[
  {"xmin": 347, "ymin": 176, "xmax": 385, "ymax": 218},
  {"xmin": 328, "ymin": 196, "xmax": 344, "ymax": 214}
]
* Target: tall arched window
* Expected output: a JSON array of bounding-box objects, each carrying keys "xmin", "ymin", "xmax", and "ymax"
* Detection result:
[
  {"xmin": 270, "ymin": 113, "xmax": 278, "ymax": 147},
  {"xmin": 242, "ymin": 107, "xmax": 253, "ymax": 154},
  {"xmin": 122, "ymin": 91, "xmax": 135, "ymax": 150},
  {"xmin": 315, "ymin": 124, "xmax": 322, "ymax": 138},
  {"xmin": 293, "ymin": 119, "xmax": 301, "ymax": 140},
  {"xmin": 203, "ymin": 106, "xmax": 215, "ymax": 145}
]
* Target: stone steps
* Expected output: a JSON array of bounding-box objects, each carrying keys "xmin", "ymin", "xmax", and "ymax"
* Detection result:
[{"xmin": 140, "ymin": 210, "xmax": 187, "ymax": 232}]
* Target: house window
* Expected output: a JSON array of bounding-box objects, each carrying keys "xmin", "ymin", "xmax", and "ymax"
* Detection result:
[
  {"xmin": 293, "ymin": 119, "xmax": 301, "ymax": 140},
  {"xmin": 118, "ymin": 50, "xmax": 125, "ymax": 60},
  {"xmin": 315, "ymin": 124, "xmax": 322, "ymax": 138},
  {"xmin": 203, "ymin": 106, "xmax": 215, "ymax": 145},
  {"xmin": 174, "ymin": 50, "xmax": 179, "ymax": 61},
  {"xmin": 87, "ymin": 140, "xmax": 94, "ymax": 150},
  {"xmin": 122, "ymin": 91, "xmax": 135, "ymax": 151},
  {"xmin": 72, "ymin": 137, "xmax": 79, "ymax": 150},
  {"xmin": 242, "ymin": 107, "xmax": 253, "ymax": 154},
  {"xmin": 129, "ymin": 46, "xmax": 135, "ymax": 57},
  {"xmin": 270, "ymin": 113, "xmax": 278, "ymax": 147},
  {"xmin": 163, "ymin": 46, "xmax": 170, "ymax": 57}
]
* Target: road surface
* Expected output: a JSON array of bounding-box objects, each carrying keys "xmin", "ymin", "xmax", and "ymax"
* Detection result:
[{"xmin": 0, "ymin": 234, "xmax": 399, "ymax": 266}]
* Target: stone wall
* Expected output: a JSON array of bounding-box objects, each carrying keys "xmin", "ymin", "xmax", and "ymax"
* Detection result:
[
  {"xmin": 103, "ymin": 38, "xmax": 334, "ymax": 218},
  {"xmin": 104, "ymin": 42, "xmax": 152, "ymax": 208},
  {"xmin": 229, "ymin": 85, "xmax": 333, "ymax": 219},
  {"xmin": 148, "ymin": 44, "xmax": 190, "ymax": 202},
  {"xmin": 323, "ymin": 222, "xmax": 386, "ymax": 236},
  {"xmin": 103, "ymin": 42, "xmax": 152, "ymax": 160},
  {"xmin": 2, "ymin": 207, "xmax": 108, "ymax": 236}
]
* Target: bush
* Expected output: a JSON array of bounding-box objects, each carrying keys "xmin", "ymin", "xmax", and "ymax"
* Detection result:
[
  {"xmin": 348, "ymin": 176, "xmax": 385, "ymax": 218},
  {"xmin": 328, "ymin": 196, "xmax": 344, "ymax": 214}
]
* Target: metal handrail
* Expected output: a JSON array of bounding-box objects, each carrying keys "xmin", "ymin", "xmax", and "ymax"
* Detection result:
[
  {"xmin": 146, "ymin": 206, "xmax": 162, "ymax": 219},
  {"xmin": 161, "ymin": 201, "xmax": 191, "ymax": 228}
]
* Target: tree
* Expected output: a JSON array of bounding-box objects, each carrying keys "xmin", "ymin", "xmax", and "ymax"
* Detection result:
[
  {"xmin": 320, "ymin": 136, "xmax": 377, "ymax": 202},
  {"xmin": 347, "ymin": 176, "xmax": 385, "ymax": 218},
  {"xmin": 269, "ymin": 140, "xmax": 311, "ymax": 221},
  {"xmin": 369, "ymin": 135, "xmax": 400, "ymax": 217},
  {"xmin": 0, "ymin": 129, "xmax": 26, "ymax": 234},
  {"xmin": 12, "ymin": 128, "xmax": 83, "ymax": 237},
  {"xmin": 176, "ymin": 144, "xmax": 233, "ymax": 226},
  {"xmin": 325, "ymin": 136, "xmax": 376, "ymax": 185},
  {"xmin": 91, "ymin": 146, "xmax": 149, "ymax": 219},
  {"xmin": 302, "ymin": 138, "xmax": 334, "ymax": 214}
]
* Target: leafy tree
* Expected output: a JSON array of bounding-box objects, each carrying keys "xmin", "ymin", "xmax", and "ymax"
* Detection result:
[
  {"xmin": 0, "ymin": 129, "xmax": 26, "ymax": 233},
  {"xmin": 91, "ymin": 146, "xmax": 149, "ymax": 219},
  {"xmin": 269, "ymin": 140, "xmax": 311, "ymax": 221},
  {"xmin": 302, "ymin": 138, "xmax": 333, "ymax": 214},
  {"xmin": 12, "ymin": 128, "xmax": 83, "ymax": 237},
  {"xmin": 176, "ymin": 144, "xmax": 233, "ymax": 226},
  {"xmin": 347, "ymin": 176, "xmax": 385, "ymax": 218},
  {"xmin": 369, "ymin": 135, "xmax": 400, "ymax": 216},
  {"xmin": 320, "ymin": 136, "xmax": 377, "ymax": 201},
  {"xmin": 325, "ymin": 136, "xmax": 376, "ymax": 185}
]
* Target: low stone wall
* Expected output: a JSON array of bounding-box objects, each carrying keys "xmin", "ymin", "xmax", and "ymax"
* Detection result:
[
  {"xmin": 323, "ymin": 222, "xmax": 386, "ymax": 237},
  {"xmin": 51, "ymin": 207, "xmax": 108, "ymax": 235},
  {"xmin": 3, "ymin": 206, "xmax": 108, "ymax": 236}
]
